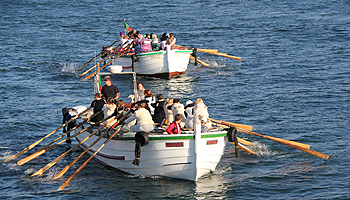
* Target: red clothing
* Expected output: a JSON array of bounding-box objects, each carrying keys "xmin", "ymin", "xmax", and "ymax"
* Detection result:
[{"xmin": 166, "ymin": 121, "xmax": 181, "ymax": 134}]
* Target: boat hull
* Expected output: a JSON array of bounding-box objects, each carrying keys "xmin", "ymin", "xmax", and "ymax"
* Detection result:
[
  {"xmin": 75, "ymin": 128, "xmax": 226, "ymax": 181},
  {"xmin": 112, "ymin": 49, "xmax": 192, "ymax": 79}
]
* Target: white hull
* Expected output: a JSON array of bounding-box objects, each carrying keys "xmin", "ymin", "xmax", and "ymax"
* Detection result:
[
  {"xmin": 112, "ymin": 48, "xmax": 192, "ymax": 79},
  {"xmin": 75, "ymin": 126, "xmax": 226, "ymax": 181}
]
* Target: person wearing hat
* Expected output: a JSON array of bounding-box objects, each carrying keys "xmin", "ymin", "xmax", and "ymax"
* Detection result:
[
  {"xmin": 184, "ymin": 100, "xmax": 195, "ymax": 128},
  {"xmin": 101, "ymin": 76, "xmax": 120, "ymax": 103}
]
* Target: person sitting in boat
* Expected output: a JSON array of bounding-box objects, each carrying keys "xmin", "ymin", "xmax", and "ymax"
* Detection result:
[
  {"xmin": 144, "ymin": 89, "xmax": 155, "ymax": 114},
  {"xmin": 193, "ymin": 98, "xmax": 211, "ymax": 129},
  {"xmin": 151, "ymin": 34, "xmax": 160, "ymax": 51},
  {"xmin": 166, "ymin": 33, "xmax": 177, "ymax": 50},
  {"xmin": 136, "ymin": 82, "xmax": 145, "ymax": 102},
  {"xmin": 103, "ymin": 97, "xmax": 116, "ymax": 118},
  {"xmin": 101, "ymin": 76, "xmax": 120, "ymax": 103},
  {"xmin": 113, "ymin": 99, "xmax": 130, "ymax": 120},
  {"xmin": 90, "ymin": 93, "xmax": 105, "ymax": 123},
  {"xmin": 166, "ymin": 114, "xmax": 183, "ymax": 134},
  {"xmin": 184, "ymin": 100, "xmax": 195, "ymax": 128},
  {"xmin": 160, "ymin": 32, "xmax": 168, "ymax": 50},
  {"xmin": 163, "ymin": 98, "xmax": 173, "ymax": 125},
  {"xmin": 128, "ymin": 28, "xmax": 137, "ymax": 39},
  {"xmin": 200, "ymin": 115, "xmax": 209, "ymax": 133},
  {"xmin": 141, "ymin": 37, "xmax": 152, "ymax": 53},
  {"xmin": 119, "ymin": 103, "xmax": 137, "ymax": 132},
  {"xmin": 151, "ymin": 94, "xmax": 166, "ymax": 124},
  {"xmin": 124, "ymin": 100, "xmax": 154, "ymax": 132},
  {"xmin": 118, "ymin": 32, "xmax": 129, "ymax": 49},
  {"xmin": 172, "ymin": 98, "xmax": 186, "ymax": 127}
]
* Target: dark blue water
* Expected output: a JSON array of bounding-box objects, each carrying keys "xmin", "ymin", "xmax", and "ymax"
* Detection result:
[{"xmin": 1, "ymin": 0, "xmax": 349, "ymax": 199}]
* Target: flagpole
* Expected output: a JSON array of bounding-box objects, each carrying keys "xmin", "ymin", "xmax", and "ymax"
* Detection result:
[{"xmin": 124, "ymin": 19, "xmax": 126, "ymax": 35}]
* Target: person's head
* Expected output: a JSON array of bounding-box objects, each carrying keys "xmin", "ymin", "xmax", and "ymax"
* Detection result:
[
  {"xmin": 152, "ymin": 34, "xmax": 157, "ymax": 39},
  {"xmin": 120, "ymin": 32, "xmax": 124, "ymax": 37},
  {"xmin": 131, "ymin": 103, "xmax": 137, "ymax": 109},
  {"xmin": 144, "ymin": 89, "xmax": 154, "ymax": 97},
  {"xmin": 195, "ymin": 98, "xmax": 203, "ymax": 105},
  {"xmin": 174, "ymin": 114, "xmax": 182, "ymax": 122},
  {"xmin": 156, "ymin": 94, "xmax": 164, "ymax": 101},
  {"xmin": 94, "ymin": 93, "xmax": 102, "ymax": 99},
  {"xmin": 132, "ymin": 29, "xmax": 136, "ymax": 34},
  {"xmin": 107, "ymin": 97, "xmax": 114, "ymax": 104},
  {"xmin": 173, "ymin": 98, "xmax": 180, "ymax": 104},
  {"xmin": 104, "ymin": 76, "xmax": 112, "ymax": 86},
  {"xmin": 139, "ymin": 101, "xmax": 147, "ymax": 108},
  {"xmin": 169, "ymin": 33, "xmax": 174, "ymax": 38},
  {"xmin": 145, "ymin": 34, "xmax": 150, "ymax": 39},
  {"xmin": 116, "ymin": 99, "xmax": 124, "ymax": 108},
  {"xmin": 165, "ymin": 98, "xmax": 173, "ymax": 105},
  {"xmin": 200, "ymin": 115, "xmax": 207, "ymax": 125},
  {"xmin": 186, "ymin": 100, "xmax": 193, "ymax": 106},
  {"xmin": 162, "ymin": 32, "xmax": 168, "ymax": 39},
  {"xmin": 138, "ymin": 82, "xmax": 144, "ymax": 90}
]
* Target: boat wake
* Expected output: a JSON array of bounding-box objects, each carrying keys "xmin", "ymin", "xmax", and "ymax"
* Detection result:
[
  {"xmin": 250, "ymin": 142, "xmax": 279, "ymax": 157},
  {"xmin": 60, "ymin": 62, "xmax": 79, "ymax": 73}
]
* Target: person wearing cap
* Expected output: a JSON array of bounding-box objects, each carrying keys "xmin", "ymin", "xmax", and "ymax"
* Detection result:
[
  {"xmin": 101, "ymin": 76, "xmax": 120, "ymax": 103},
  {"xmin": 124, "ymin": 101, "xmax": 154, "ymax": 132},
  {"xmin": 184, "ymin": 100, "xmax": 195, "ymax": 128},
  {"xmin": 90, "ymin": 93, "xmax": 105, "ymax": 122}
]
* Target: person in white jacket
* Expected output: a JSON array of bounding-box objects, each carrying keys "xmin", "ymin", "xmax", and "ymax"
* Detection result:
[
  {"xmin": 124, "ymin": 101, "xmax": 154, "ymax": 132},
  {"xmin": 193, "ymin": 98, "xmax": 211, "ymax": 129}
]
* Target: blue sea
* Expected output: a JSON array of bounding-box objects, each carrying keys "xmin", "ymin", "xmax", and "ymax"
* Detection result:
[{"xmin": 1, "ymin": 0, "xmax": 349, "ymax": 199}]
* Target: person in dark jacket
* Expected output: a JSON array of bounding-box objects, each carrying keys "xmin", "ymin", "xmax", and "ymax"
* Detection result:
[
  {"xmin": 151, "ymin": 94, "xmax": 166, "ymax": 124},
  {"xmin": 90, "ymin": 93, "xmax": 105, "ymax": 122}
]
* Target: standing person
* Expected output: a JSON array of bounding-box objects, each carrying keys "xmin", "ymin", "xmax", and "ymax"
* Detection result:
[
  {"xmin": 172, "ymin": 98, "xmax": 186, "ymax": 127},
  {"xmin": 151, "ymin": 94, "xmax": 166, "ymax": 124},
  {"xmin": 193, "ymin": 98, "xmax": 211, "ymax": 129},
  {"xmin": 184, "ymin": 100, "xmax": 195, "ymax": 128},
  {"xmin": 101, "ymin": 76, "xmax": 120, "ymax": 103},
  {"xmin": 166, "ymin": 114, "xmax": 182, "ymax": 134},
  {"xmin": 163, "ymin": 98, "xmax": 173, "ymax": 125},
  {"xmin": 124, "ymin": 101, "xmax": 154, "ymax": 132},
  {"xmin": 90, "ymin": 93, "xmax": 105, "ymax": 122}
]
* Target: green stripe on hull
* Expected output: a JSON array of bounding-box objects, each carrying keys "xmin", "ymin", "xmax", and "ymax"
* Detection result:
[{"xmin": 111, "ymin": 132, "xmax": 227, "ymax": 141}]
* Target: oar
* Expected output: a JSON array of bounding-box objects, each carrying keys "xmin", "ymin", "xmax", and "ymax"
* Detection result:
[
  {"xmin": 17, "ymin": 111, "xmax": 103, "ymax": 166},
  {"xmin": 277, "ymin": 140, "xmax": 329, "ymax": 160},
  {"xmin": 58, "ymin": 111, "xmax": 131, "ymax": 190},
  {"xmin": 226, "ymin": 138, "xmax": 257, "ymax": 155},
  {"xmin": 54, "ymin": 111, "xmax": 130, "ymax": 180},
  {"xmin": 76, "ymin": 39, "xmax": 121, "ymax": 71},
  {"xmin": 84, "ymin": 44, "xmax": 133, "ymax": 80},
  {"xmin": 209, "ymin": 118, "xmax": 253, "ymax": 131},
  {"xmin": 4, "ymin": 107, "xmax": 92, "ymax": 162},
  {"xmin": 180, "ymin": 46, "xmax": 241, "ymax": 60},
  {"xmin": 189, "ymin": 55, "xmax": 209, "ymax": 67},
  {"xmin": 235, "ymin": 127, "xmax": 311, "ymax": 150},
  {"xmin": 80, "ymin": 43, "xmax": 125, "ymax": 77},
  {"xmin": 31, "ymin": 116, "xmax": 116, "ymax": 177}
]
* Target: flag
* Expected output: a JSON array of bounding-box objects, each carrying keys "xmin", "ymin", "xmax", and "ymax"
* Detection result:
[{"xmin": 124, "ymin": 21, "xmax": 132, "ymax": 32}]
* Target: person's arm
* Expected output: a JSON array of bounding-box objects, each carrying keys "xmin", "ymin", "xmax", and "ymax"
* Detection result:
[
  {"xmin": 166, "ymin": 122, "xmax": 175, "ymax": 134},
  {"xmin": 124, "ymin": 112, "xmax": 136, "ymax": 124}
]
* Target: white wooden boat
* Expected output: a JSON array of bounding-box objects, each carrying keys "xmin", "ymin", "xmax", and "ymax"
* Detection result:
[
  {"xmin": 109, "ymin": 46, "xmax": 193, "ymax": 79},
  {"xmin": 74, "ymin": 124, "xmax": 228, "ymax": 181}
]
